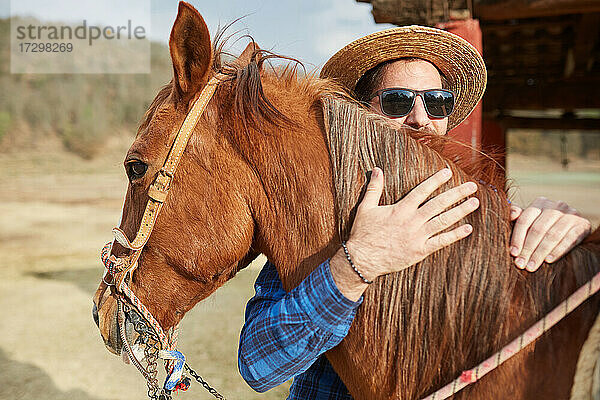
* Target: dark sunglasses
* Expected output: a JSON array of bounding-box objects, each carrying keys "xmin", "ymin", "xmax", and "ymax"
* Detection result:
[{"xmin": 370, "ymin": 88, "xmax": 456, "ymax": 119}]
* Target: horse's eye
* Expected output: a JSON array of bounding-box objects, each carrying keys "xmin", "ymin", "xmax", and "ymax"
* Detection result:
[{"xmin": 126, "ymin": 161, "xmax": 148, "ymax": 180}]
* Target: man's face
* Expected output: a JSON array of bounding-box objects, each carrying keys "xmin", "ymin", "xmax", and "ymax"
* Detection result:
[{"xmin": 370, "ymin": 59, "xmax": 449, "ymax": 136}]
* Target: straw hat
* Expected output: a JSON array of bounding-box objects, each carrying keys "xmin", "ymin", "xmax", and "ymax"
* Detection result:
[{"xmin": 320, "ymin": 25, "xmax": 487, "ymax": 131}]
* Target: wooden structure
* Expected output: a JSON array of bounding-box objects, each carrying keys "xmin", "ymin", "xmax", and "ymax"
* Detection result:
[{"xmin": 357, "ymin": 0, "xmax": 600, "ymax": 167}]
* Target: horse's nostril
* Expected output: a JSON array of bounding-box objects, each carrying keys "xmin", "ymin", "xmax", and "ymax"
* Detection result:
[{"xmin": 92, "ymin": 302, "xmax": 100, "ymax": 328}]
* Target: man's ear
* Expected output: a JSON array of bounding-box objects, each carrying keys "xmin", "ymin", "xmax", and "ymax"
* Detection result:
[
  {"xmin": 235, "ymin": 41, "xmax": 262, "ymax": 70},
  {"xmin": 169, "ymin": 1, "xmax": 213, "ymax": 103}
]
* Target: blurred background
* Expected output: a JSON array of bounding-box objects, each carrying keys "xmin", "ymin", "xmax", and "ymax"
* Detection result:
[{"xmin": 0, "ymin": 0, "xmax": 598, "ymax": 399}]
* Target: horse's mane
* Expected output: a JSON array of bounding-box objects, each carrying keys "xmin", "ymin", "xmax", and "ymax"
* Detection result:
[
  {"xmin": 140, "ymin": 34, "xmax": 600, "ymax": 397},
  {"xmin": 323, "ymin": 97, "xmax": 518, "ymax": 395},
  {"xmin": 137, "ymin": 30, "xmax": 302, "ymax": 137},
  {"xmin": 321, "ymin": 96, "xmax": 600, "ymax": 397}
]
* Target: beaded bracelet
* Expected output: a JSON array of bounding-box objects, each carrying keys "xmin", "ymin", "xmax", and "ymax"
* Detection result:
[{"xmin": 341, "ymin": 241, "xmax": 373, "ymax": 284}]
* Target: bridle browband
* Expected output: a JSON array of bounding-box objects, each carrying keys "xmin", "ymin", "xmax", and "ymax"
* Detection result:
[{"xmin": 101, "ymin": 74, "xmax": 226, "ymax": 399}]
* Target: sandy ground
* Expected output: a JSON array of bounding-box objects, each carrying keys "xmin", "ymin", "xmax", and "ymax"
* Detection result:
[
  {"xmin": 507, "ymin": 155, "xmax": 600, "ymax": 225},
  {"xmin": 0, "ymin": 144, "xmax": 598, "ymax": 400}
]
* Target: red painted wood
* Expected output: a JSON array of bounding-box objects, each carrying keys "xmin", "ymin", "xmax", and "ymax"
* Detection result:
[
  {"xmin": 483, "ymin": 117, "xmax": 506, "ymax": 172},
  {"xmin": 436, "ymin": 19, "xmax": 484, "ymax": 153}
]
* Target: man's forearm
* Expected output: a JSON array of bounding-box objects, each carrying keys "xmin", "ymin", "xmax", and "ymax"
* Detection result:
[
  {"xmin": 238, "ymin": 261, "xmax": 361, "ymax": 391},
  {"xmin": 329, "ymin": 244, "xmax": 373, "ymax": 302}
]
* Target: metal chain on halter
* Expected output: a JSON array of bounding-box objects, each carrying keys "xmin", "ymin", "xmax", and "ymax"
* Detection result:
[
  {"xmin": 116, "ymin": 295, "xmax": 226, "ymax": 400},
  {"xmin": 145, "ymin": 337, "xmax": 169, "ymax": 400},
  {"xmin": 185, "ymin": 364, "xmax": 227, "ymax": 400},
  {"xmin": 118, "ymin": 302, "xmax": 151, "ymax": 381},
  {"xmin": 117, "ymin": 300, "xmax": 166, "ymax": 400}
]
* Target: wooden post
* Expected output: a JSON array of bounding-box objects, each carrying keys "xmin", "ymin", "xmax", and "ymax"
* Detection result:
[
  {"xmin": 436, "ymin": 19, "xmax": 484, "ymax": 154},
  {"xmin": 482, "ymin": 117, "xmax": 507, "ymax": 171}
]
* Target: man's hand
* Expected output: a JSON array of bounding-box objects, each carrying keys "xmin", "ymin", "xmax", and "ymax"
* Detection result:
[
  {"xmin": 330, "ymin": 167, "xmax": 479, "ymax": 301},
  {"xmin": 510, "ymin": 197, "xmax": 592, "ymax": 272}
]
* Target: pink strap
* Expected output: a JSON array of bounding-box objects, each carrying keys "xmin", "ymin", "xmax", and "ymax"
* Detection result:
[{"xmin": 422, "ymin": 271, "xmax": 600, "ymax": 400}]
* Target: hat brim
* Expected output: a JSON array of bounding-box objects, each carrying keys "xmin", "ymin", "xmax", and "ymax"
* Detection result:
[{"xmin": 320, "ymin": 26, "xmax": 487, "ymax": 131}]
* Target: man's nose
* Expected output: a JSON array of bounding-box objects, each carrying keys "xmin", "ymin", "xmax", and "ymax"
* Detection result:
[{"xmin": 404, "ymin": 96, "xmax": 430, "ymax": 129}]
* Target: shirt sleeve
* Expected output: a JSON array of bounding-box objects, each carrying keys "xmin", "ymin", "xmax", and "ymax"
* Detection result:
[{"xmin": 238, "ymin": 259, "xmax": 362, "ymax": 393}]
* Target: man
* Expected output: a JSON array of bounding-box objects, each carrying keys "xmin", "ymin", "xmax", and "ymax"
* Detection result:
[{"xmin": 238, "ymin": 26, "xmax": 592, "ymax": 399}]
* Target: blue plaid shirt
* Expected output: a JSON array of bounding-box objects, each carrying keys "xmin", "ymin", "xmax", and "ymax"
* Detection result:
[{"xmin": 238, "ymin": 260, "xmax": 361, "ymax": 399}]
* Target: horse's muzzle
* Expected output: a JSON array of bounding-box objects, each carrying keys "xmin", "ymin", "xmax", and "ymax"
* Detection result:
[
  {"xmin": 93, "ymin": 283, "xmax": 123, "ymax": 356},
  {"xmin": 92, "ymin": 302, "xmax": 100, "ymax": 327}
]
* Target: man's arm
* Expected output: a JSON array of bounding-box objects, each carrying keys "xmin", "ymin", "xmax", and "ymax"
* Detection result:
[
  {"xmin": 239, "ymin": 167, "xmax": 480, "ymax": 391},
  {"xmin": 238, "ymin": 260, "xmax": 360, "ymax": 392},
  {"xmin": 330, "ymin": 167, "xmax": 479, "ymax": 301},
  {"xmin": 509, "ymin": 198, "xmax": 592, "ymax": 271}
]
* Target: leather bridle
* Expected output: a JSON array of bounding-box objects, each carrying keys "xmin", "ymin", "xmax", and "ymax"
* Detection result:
[{"xmin": 100, "ymin": 74, "xmax": 226, "ymax": 399}]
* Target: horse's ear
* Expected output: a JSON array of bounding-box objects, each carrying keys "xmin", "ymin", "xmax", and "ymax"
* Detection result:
[
  {"xmin": 169, "ymin": 2, "xmax": 213, "ymax": 102},
  {"xmin": 236, "ymin": 41, "xmax": 261, "ymax": 69}
]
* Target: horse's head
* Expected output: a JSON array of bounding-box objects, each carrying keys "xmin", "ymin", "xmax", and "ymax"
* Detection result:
[{"xmin": 92, "ymin": 2, "xmax": 265, "ymax": 355}]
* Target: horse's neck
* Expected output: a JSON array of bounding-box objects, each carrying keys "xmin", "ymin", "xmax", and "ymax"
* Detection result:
[{"xmin": 242, "ymin": 96, "xmax": 339, "ymax": 290}]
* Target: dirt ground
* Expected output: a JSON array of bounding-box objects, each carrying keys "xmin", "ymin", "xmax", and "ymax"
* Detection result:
[
  {"xmin": 0, "ymin": 142, "xmax": 598, "ymax": 400},
  {"xmin": 507, "ymin": 154, "xmax": 600, "ymax": 226}
]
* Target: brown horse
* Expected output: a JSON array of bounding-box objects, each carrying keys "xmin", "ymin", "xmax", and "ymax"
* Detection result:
[{"xmin": 93, "ymin": 2, "xmax": 600, "ymax": 399}]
